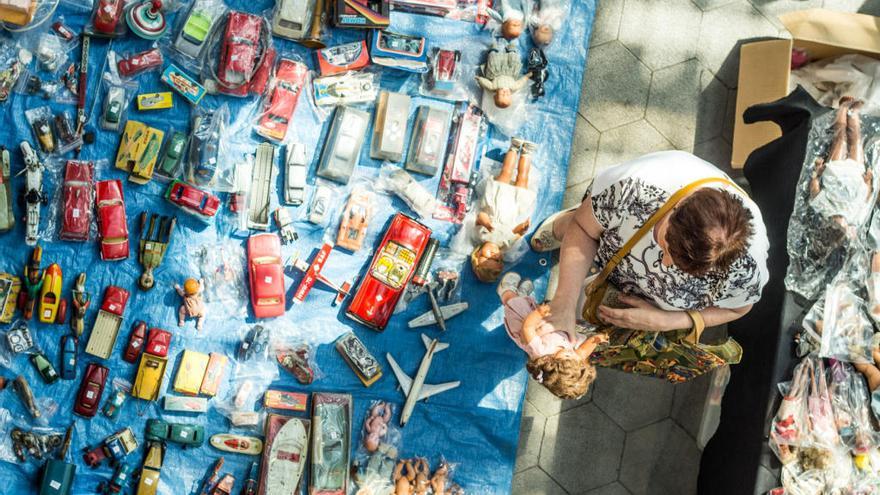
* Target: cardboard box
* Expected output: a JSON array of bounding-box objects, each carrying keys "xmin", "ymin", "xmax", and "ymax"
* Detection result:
[
  {"xmin": 173, "ymin": 350, "xmax": 209, "ymax": 395},
  {"xmin": 199, "ymin": 352, "xmax": 228, "ymax": 397},
  {"xmin": 733, "ymin": 9, "xmax": 880, "ymax": 168}
]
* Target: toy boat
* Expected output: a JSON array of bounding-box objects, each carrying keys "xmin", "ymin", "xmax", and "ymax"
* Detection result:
[
  {"xmin": 260, "ymin": 414, "xmax": 310, "ymax": 495},
  {"xmin": 275, "ymin": 346, "xmax": 314, "ymax": 384},
  {"xmin": 310, "ymin": 393, "xmax": 352, "ymax": 495},
  {"xmin": 38, "ymin": 263, "xmax": 65, "ymax": 324},
  {"xmin": 210, "ymin": 434, "xmax": 263, "ymax": 455}
]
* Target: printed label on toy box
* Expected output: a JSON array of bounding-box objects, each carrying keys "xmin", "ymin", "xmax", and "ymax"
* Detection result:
[
  {"xmin": 50, "ymin": 481, "xmax": 60, "ymax": 489},
  {"xmin": 161, "ymin": 65, "xmax": 206, "ymax": 105}
]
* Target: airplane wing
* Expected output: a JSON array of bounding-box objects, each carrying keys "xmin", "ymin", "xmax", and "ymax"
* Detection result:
[
  {"xmin": 386, "ymin": 353, "xmax": 413, "ymax": 396},
  {"xmin": 408, "ymin": 303, "xmax": 469, "ymax": 328},
  {"xmin": 417, "ymin": 380, "xmax": 461, "ymax": 401}
]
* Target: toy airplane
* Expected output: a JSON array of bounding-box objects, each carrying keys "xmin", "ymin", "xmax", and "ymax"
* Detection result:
[
  {"xmin": 408, "ymin": 302, "xmax": 469, "ymax": 329},
  {"xmin": 387, "ymin": 334, "xmax": 460, "ymax": 427},
  {"xmin": 288, "ymin": 243, "xmax": 352, "ymax": 305}
]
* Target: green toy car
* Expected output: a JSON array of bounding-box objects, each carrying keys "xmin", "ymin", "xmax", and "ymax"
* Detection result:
[
  {"xmin": 30, "ymin": 351, "xmax": 59, "ymax": 384},
  {"xmin": 157, "ymin": 131, "xmax": 187, "ymax": 178},
  {"xmin": 144, "ymin": 419, "xmax": 205, "ymax": 447}
]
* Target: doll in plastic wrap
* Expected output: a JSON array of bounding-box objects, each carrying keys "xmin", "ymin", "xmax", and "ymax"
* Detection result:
[
  {"xmin": 475, "ymin": 40, "xmax": 532, "ymax": 109},
  {"xmin": 471, "ymin": 137, "xmax": 538, "ymax": 282},
  {"xmin": 487, "ymin": 0, "xmax": 526, "ymax": 39},
  {"xmin": 809, "ymin": 97, "xmax": 873, "ymax": 239},
  {"xmin": 854, "ymin": 346, "xmax": 880, "ymax": 421},
  {"xmin": 527, "ymin": 0, "xmax": 568, "ymax": 47}
]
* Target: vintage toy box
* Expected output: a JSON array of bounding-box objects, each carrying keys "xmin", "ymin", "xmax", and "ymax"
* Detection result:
[
  {"xmin": 316, "ymin": 41, "xmax": 370, "ymax": 76},
  {"xmin": 174, "ymin": 350, "xmax": 210, "ymax": 395}
]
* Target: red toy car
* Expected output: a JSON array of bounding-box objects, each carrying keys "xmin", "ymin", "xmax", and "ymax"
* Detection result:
[
  {"xmin": 247, "ymin": 233, "xmax": 285, "ymax": 318},
  {"xmin": 60, "ymin": 160, "xmax": 94, "ymax": 241},
  {"xmin": 117, "ymin": 48, "xmax": 164, "ymax": 78},
  {"xmin": 96, "ymin": 180, "xmax": 129, "ymax": 261},
  {"xmin": 217, "ymin": 12, "xmax": 275, "ymax": 97},
  {"xmin": 145, "ymin": 327, "xmax": 172, "ymax": 357},
  {"xmin": 165, "ymin": 180, "xmax": 220, "ymax": 218},
  {"xmin": 256, "ymin": 59, "xmax": 308, "ymax": 141},
  {"xmin": 74, "ymin": 363, "xmax": 109, "ymax": 418},
  {"xmin": 346, "ymin": 213, "xmax": 432, "ymax": 331},
  {"xmin": 123, "ymin": 321, "xmax": 147, "ymax": 363},
  {"xmin": 92, "ymin": 0, "xmax": 125, "ymax": 35}
]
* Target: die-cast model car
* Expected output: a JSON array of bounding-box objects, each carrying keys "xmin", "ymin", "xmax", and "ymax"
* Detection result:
[
  {"xmin": 96, "ymin": 180, "xmax": 129, "ymax": 261},
  {"xmin": 247, "ymin": 233, "xmax": 285, "ymax": 318}
]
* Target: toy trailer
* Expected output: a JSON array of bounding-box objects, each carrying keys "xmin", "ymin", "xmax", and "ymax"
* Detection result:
[
  {"xmin": 85, "ymin": 286, "xmax": 130, "ymax": 359},
  {"xmin": 247, "ymin": 143, "xmax": 276, "ymax": 230}
]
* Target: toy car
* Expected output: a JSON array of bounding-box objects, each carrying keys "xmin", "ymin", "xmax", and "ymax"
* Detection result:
[
  {"xmin": 369, "ymin": 30, "xmax": 428, "ymax": 72},
  {"xmin": 117, "ymin": 48, "xmax": 163, "ymax": 78},
  {"xmin": 101, "ymin": 87, "xmax": 125, "ymax": 131},
  {"xmin": 187, "ymin": 111, "xmax": 221, "ymax": 186},
  {"xmin": 96, "ymin": 180, "xmax": 129, "ymax": 261},
  {"xmin": 370, "ymin": 91, "xmax": 411, "ymax": 162},
  {"xmin": 157, "ymin": 131, "xmax": 186, "ymax": 179},
  {"xmin": 247, "ymin": 233, "xmax": 285, "ymax": 318},
  {"xmin": 60, "ymin": 160, "xmax": 94, "ymax": 241},
  {"xmin": 145, "ymin": 419, "xmax": 205, "ymax": 447},
  {"xmin": 317, "ymin": 106, "xmax": 369, "ymax": 184},
  {"xmin": 91, "ymin": 0, "xmax": 125, "ymax": 35},
  {"xmin": 313, "ymin": 71, "xmax": 377, "ymax": 106},
  {"xmin": 165, "ymin": 180, "xmax": 220, "ymax": 218},
  {"xmin": 60, "ymin": 335, "xmax": 77, "ymax": 380},
  {"xmin": 315, "ymin": 41, "xmax": 370, "ymax": 76},
  {"xmin": 84, "ymin": 285, "xmax": 130, "ymax": 359},
  {"xmin": 271, "ymin": 0, "xmax": 315, "ymax": 40},
  {"xmin": 428, "ymin": 48, "xmax": 461, "ymax": 93},
  {"xmin": 123, "ymin": 321, "xmax": 146, "ymax": 363},
  {"xmin": 238, "ymin": 324, "xmax": 269, "ymax": 360},
  {"xmin": 336, "ymin": 189, "xmax": 373, "ymax": 252},
  {"xmin": 308, "ymin": 184, "xmax": 332, "ymax": 224},
  {"xmin": 83, "ymin": 428, "xmax": 138, "ymax": 467},
  {"xmin": 174, "ymin": 0, "xmax": 220, "ymax": 58},
  {"xmin": 38, "ymin": 263, "xmax": 66, "ymax": 324},
  {"xmin": 217, "ymin": 11, "xmax": 273, "ymax": 96},
  {"xmin": 256, "ymin": 59, "xmax": 308, "ymax": 141},
  {"xmin": 132, "ymin": 327, "xmax": 172, "ymax": 401},
  {"xmin": 74, "ymin": 363, "xmax": 109, "ymax": 417},
  {"xmin": 284, "ymin": 143, "xmax": 307, "ymax": 206},
  {"xmin": 405, "ymin": 106, "xmax": 451, "ymax": 176},
  {"xmin": 30, "ymin": 351, "xmax": 59, "ymax": 384},
  {"xmin": 346, "ymin": 213, "xmax": 432, "ymax": 331}
]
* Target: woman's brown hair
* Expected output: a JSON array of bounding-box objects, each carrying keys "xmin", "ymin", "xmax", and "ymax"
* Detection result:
[
  {"xmin": 665, "ymin": 187, "xmax": 754, "ymax": 276},
  {"xmin": 526, "ymin": 354, "xmax": 596, "ymax": 400}
]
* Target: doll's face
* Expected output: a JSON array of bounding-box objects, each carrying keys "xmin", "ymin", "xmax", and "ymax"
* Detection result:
[
  {"xmin": 495, "ymin": 88, "xmax": 512, "ymax": 108},
  {"xmin": 532, "ymin": 24, "xmax": 554, "ymax": 46},
  {"xmin": 472, "ymin": 242, "xmax": 504, "ymax": 282},
  {"xmin": 502, "ymin": 19, "xmax": 523, "ymax": 39}
]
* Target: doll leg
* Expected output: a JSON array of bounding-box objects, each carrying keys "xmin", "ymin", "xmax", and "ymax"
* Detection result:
[
  {"xmin": 514, "ymin": 149, "xmax": 531, "ymax": 188},
  {"xmin": 178, "ymin": 305, "xmax": 186, "ymax": 326},
  {"xmin": 809, "ymin": 157, "xmax": 826, "ymax": 199},
  {"xmin": 195, "ymin": 315, "xmax": 204, "ymax": 331},
  {"xmin": 496, "ymin": 143, "xmax": 520, "ymax": 183},
  {"xmin": 854, "ymin": 348, "xmax": 880, "ymax": 391},
  {"xmin": 829, "ymin": 98, "xmax": 852, "ymax": 161},
  {"xmin": 847, "ymin": 100, "xmax": 865, "ymax": 165}
]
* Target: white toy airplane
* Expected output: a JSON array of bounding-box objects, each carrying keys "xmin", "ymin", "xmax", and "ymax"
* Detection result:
[
  {"xmin": 387, "ymin": 334, "xmax": 460, "ymax": 426},
  {"xmin": 407, "ymin": 302, "xmax": 469, "ymax": 329}
]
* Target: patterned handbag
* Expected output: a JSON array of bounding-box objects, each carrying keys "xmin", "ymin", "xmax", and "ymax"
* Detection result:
[{"xmin": 581, "ymin": 177, "xmax": 744, "ymax": 383}]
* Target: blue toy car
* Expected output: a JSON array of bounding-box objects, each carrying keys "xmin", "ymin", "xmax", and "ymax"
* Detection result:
[{"xmin": 60, "ymin": 335, "xmax": 77, "ymax": 380}]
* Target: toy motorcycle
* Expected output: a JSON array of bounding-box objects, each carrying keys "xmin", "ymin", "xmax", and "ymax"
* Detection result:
[{"xmin": 17, "ymin": 142, "xmax": 46, "ymax": 246}]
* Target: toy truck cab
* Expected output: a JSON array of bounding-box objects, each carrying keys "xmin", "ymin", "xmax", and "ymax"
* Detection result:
[{"xmin": 85, "ymin": 286, "xmax": 130, "ymax": 359}]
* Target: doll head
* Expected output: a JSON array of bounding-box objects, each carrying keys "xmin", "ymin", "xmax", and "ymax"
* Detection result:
[
  {"xmin": 526, "ymin": 351, "xmax": 596, "ymax": 399},
  {"xmin": 183, "ymin": 278, "xmax": 200, "ymax": 295},
  {"xmin": 531, "ymin": 23, "xmax": 554, "ymax": 46},
  {"xmin": 494, "ymin": 88, "xmax": 513, "ymax": 109},
  {"xmin": 139, "ymin": 270, "xmax": 155, "ymax": 290},
  {"xmin": 502, "ymin": 18, "xmax": 524, "ymax": 39},
  {"xmin": 471, "ymin": 242, "xmax": 504, "ymax": 282}
]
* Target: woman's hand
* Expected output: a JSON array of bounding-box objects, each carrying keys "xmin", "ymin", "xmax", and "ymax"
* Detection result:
[{"xmin": 597, "ymin": 295, "xmax": 689, "ymax": 332}]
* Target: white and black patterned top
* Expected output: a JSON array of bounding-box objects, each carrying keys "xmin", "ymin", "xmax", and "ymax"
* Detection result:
[{"xmin": 587, "ymin": 151, "xmax": 770, "ymax": 311}]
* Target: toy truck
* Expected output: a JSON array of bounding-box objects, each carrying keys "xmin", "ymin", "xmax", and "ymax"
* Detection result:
[
  {"xmin": 85, "ymin": 286, "xmax": 130, "ymax": 359},
  {"xmin": 132, "ymin": 327, "xmax": 172, "ymax": 401}
]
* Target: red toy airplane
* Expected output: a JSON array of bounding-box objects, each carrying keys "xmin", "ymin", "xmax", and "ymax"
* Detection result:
[{"xmin": 289, "ymin": 243, "xmax": 352, "ymax": 305}]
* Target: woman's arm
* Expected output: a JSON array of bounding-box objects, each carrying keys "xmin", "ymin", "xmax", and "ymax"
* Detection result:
[
  {"xmin": 597, "ymin": 294, "xmax": 753, "ymax": 332},
  {"xmin": 546, "ymin": 197, "xmax": 603, "ymax": 334}
]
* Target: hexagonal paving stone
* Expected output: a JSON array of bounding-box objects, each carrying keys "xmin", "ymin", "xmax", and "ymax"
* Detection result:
[
  {"xmin": 722, "ymin": 87, "xmax": 737, "ymax": 145},
  {"xmin": 749, "ymin": 0, "xmax": 822, "ymax": 29},
  {"xmin": 670, "ymin": 373, "xmax": 711, "ymax": 441},
  {"xmin": 579, "ymin": 41, "xmax": 652, "ymax": 132},
  {"xmin": 526, "ymin": 375, "xmax": 592, "ymax": 417},
  {"xmin": 516, "ymin": 400, "xmax": 547, "ymax": 473},
  {"xmin": 567, "ymin": 115, "xmax": 601, "ymax": 186},
  {"xmin": 512, "ymin": 467, "xmax": 568, "ymax": 495},
  {"xmin": 580, "ymin": 481, "xmax": 633, "ymax": 495},
  {"xmin": 692, "ymin": 0, "xmax": 739, "ymax": 10},
  {"xmin": 590, "ymin": 0, "xmax": 624, "ymax": 47},
  {"xmin": 540, "ymin": 403, "xmax": 625, "ymax": 493},
  {"xmin": 824, "ymin": 0, "xmax": 875, "ymax": 13},
  {"xmin": 619, "ymin": 420, "xmax": 701, "ymax": 495},
  {"xmin": 563, "ymin": 181, "xmax": 589, "ymax": 209},
  {"xmin": 645, "ymin": 60, "xmax": 729, "ymax": 149},
  {"xmin": 697, "ymin": 1, "xmax": 778, "ymax": 87},
  {"xmin": 594, "ymin": 120, "xmax": 674, "ymax": 172},
  {"xmin": 592, "ymin": 367, "xmax": 675, "ymax": 431},
  {"xmin": 694, "ymin": 136, "xmax": 734, "ymax": 172},
  {"xmin": 618, "ymin": 0, "xmax": 702, "ymax": 71}
]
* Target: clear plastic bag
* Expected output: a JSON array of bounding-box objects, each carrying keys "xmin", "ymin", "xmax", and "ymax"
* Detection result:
[
  {"xmin": 99, "ymin": 72, "xmax": 137, "ymax": 132},
  {"xmin": 253, "ymin": 57, "xmax": 309, "ymax": 142},
  {"xmin": 376, "ymin": 164, "xmax": 439, "ymax": 220},
  {"xmin": 819, "ymin": 259, "xmax": 875, "ymax": 364},
  {"xmin": 420, "ymin": 47, "xmax": 469, "ymax": 102},
  {"xmin": 312, "ymin": 70, "xmax": 378, "ymax": 107},
  {"xmin": 200, "ymin": 10, "xmax": 275, "ymax": 98},
  {"xmin": 770, "ymin": 358, "xmax": 813, "ymax": 464},
  {"xmin": 44, "ymin": 158, "xmax": 100, "ymax": 242},
  {"xmin": 191, "ymin": 242, "xmax": 249, "ymax": 319},
  {"xmin": 0, "ymin": 41, "xmax": 26, "ymax": 102},
  {"xmin": 526, "ymin": 0, "xmax": 570, "ymax": 49},
  {"xmin": 186, "ymin": 105, "xmax": 232, "ymax": 190},
  {"xmin": 114, "ymin": 46, "xmax": 164, "ymax": 80},
  {"xmin": 333, "ymin": 185, "xmax": 375, "ymax": 253},
  {"xmin": 806, "ymin": 358, "xmax": 841, "ymax": 450},
  {"xmin": 829, "ymin": 361, "xmax": 879, "ymax": 457},
  {"xmin": 785, "ymin": 107, "xmax": 880, "ymax": 300},
  {"xmin": 270, "ymin": 321, "xmax": 321, "ymax": 385},
  {"xmin": 352, "ymin": 401, "xmax": 401, "ymax": 495},
  {"xmin": 167, "ymin": 0, "xmax": 229, "ymax": 72}
]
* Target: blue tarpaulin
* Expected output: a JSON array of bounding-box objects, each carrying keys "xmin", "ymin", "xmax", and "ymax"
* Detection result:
[{"xmin": 0, "ymin": 0, "xmax": 594, "ymax": 492}]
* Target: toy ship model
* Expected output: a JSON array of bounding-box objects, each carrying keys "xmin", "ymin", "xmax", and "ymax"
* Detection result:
[{"xmin": 260, "ymin": 414, "xmax": 310, "ymax": 494}]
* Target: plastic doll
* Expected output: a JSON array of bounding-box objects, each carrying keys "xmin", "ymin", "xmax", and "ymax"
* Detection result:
[
  {"xmin": 497, "ymin": 272, "xmax": 607, "ymax": 399},
  {"xmin": 471, "ymin": 137, "xmax": 538, "ymax": 282},
  {"xmin": 870, "ymin": 251, "xmax": 880, "ymax": 320},
  {"xmin": 854, "ymin": 347, "xmax": 880, "ymax": 420},
  {"xmin": 475, "ymin": 41, "xmax": 532, "ymax": 109},
  {"xmin": 363, "ymin": 401, "xmax": 393, "ymax": 452},
  {"xmin": 487, "ymin": 0, "xmax": 525, "ymax": 39},
  {"xmin": 174, "ymin": 278, "xmax": 205, "ymax": 330},
  {"xmin": 22, "ymin": 246, "xmax": 44, "ymax": 320},
  {"xmin": 527, "ymin": 0, "xmax": 568, "ymax": 48},
  {"xmin": 412, "ymin": 458, "xmax": 430, "ymax": 495},
  {"xmin": 393, "ymin": 459, "xmax": 416, "ymax": 495},
  {"xmin": 809, "ymin": 97, "xmax": 873, "ymax": 239}
]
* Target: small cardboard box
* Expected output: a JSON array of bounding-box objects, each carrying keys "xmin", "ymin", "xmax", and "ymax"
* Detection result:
[
  {"xmin": 733, "ymin": 9, "xmax": 880, "ymax": 168},
  {"xmin": 173, "ymin": 350, "xmax": 209, "ymax": 396}
]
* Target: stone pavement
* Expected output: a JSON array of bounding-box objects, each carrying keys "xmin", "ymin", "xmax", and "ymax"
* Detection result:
[{"xmin": 514, "ymin": 0, "xmax": 880, "ymax": 494}]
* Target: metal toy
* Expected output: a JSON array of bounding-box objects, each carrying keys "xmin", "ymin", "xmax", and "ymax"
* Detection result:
[
  {"xmin": 126, "ymin": 0, "xmax": 168, "ymax": 39},
  {"xmin": 18, "ymin": 141, "xmax": 46, "ymax": 246},
  {"xmin": 11, "ymin": 427, "xmax": 62, "ymax": 461},
  {"xmin": 0, "ymin": 146, "xmax": 13, "ymax": 232},
  {"xmin": 21, "ymin": 245, "xmax": 44, "ymax": 320},
  {"xmin": 386, "ymin": 334, "xmax": 460, "ymax": 426},
  {"xmin": 70, "ymin": 273, "xmax": 91, "ymax": 337},
  {"xmin": 274, "ymin": 208, "xmax": 298, "ymax": 244},
  {"xmin": 289, "ymin": 243, "xmax": 353, "ymax": 305},
  {"xmin": 13, "ymin": 374, "xmax": 40, "ymax": 418},
  {"xmin": 38, "ymin": 425, "xmax": 75, "ymax": 495},
  {"xmin": 138, "ymin": 213, "xmax": 176, "ymax": 290}
]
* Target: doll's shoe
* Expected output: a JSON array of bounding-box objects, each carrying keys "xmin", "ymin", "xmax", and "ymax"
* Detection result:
[
  {"xmin": 517, "ymin": 278, "xmax": 534, "ymax": 297},
  {"xmin": 530, "ymin": 207, "xmax": 576, "ymax": 252},
  {"xmin": 511, "ymin": 137, "xmax": 525, "ymax": 150},
  {"xmin": 497, "ymin": 272, "xmax": 522, "ymax": 299},
  {"xmin": 521, "ymin": 140, "xmax": 538, "ymax": 155}
]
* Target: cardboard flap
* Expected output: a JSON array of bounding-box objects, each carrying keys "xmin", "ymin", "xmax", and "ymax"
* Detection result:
[
  {"xmin": 780, "ymin": 9, "xmax": 880, "ymax": 58},
  {"xmin": 732, "ymin": 39, "xmax": 792, "ymax": 168}
]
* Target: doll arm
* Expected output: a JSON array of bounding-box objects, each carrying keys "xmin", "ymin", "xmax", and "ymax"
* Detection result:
[
  {"xmin": 511, "ymin": 75, "xmax": 532, "ymax": 92},
  {"xmin": 476, "ymin": 76, "xmax": 497, "ymax": 91},
  {"xmin": 174, "ymin": 284, "xmax": 185, "ymax": 297},
  {"xmin": 476, "ymin": 211, "xmax": 494, "ymax": 231},
  {"xmin": 576, "ymin": 333, "xmax": 608, "ymax": 360},
  {"xmin": 513, "ymin": 219, "xmax": 531, "ymax": 236}
]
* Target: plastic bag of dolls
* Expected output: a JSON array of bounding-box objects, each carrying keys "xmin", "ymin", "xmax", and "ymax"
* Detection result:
[
  {"xmin": 798, "ymin": 296, "xmax": 824, "ymax": 358},
  {"xmin": 191, "ymin": 242, "xmax": 249, "ymax": 319},
  {"xmin": 805, "ymin": 358, "xmax": 841, "ymax": 450},
  {"xmin": 829, "ymin": 361, "xmax": 879, "ymax": 458},
  {"xmin": 770, "ymin": 358, "xmax": 816, "ymax": 464},
  {"xmin": 785, "ymin": 101, "xmax": 880, "ymax": 300},
  {"xmin": 819, "ymin": 262, "xmax": 875, "ymax": 364},
  {"xmin": 351, "ymin": 401, "xmax": 402, "ymax": 495}
]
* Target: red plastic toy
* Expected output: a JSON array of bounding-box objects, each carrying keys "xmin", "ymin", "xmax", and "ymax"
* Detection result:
[
  {"xmin": 123, "ymin": 321, "xmax": 147, "ymax": 363},
  {"xmin": 165, "ymin": 180, "xmax": 220, "ymax": 218},
  {"xmin": 256, "ymin": 59, "xmax": 308, "ymax": 141},
  {"xmin": 217, "ymin": 12, "xmax": 275, "ymax": 97},
  {"xmin": 346, "ymin": 213, "xmax": 432, "ymax": 331},
  {"xmin": 74, "ymin": 363, "xmax": 109, "ymax": 418},
  {"xmin": 247, "ymin": 233, "xmax": 285, "ymax": 318},
  {"xmin": 60, "ymin": 160, "xmax": 94, "ymax": 241},
  {"xmin": 117, "ymin": 48, "xmax": 164, "ymax": 78},
  {"xmin": 96, "ymin": 180, "xmax": 129, "ymax": 261},
  {"xmin": 92, "ymin": 0, "xmax": 125, "ymax": 35}
]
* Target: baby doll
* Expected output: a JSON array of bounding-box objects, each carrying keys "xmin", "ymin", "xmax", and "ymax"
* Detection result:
[
  {"xmin": 363, "ymin": 401, "xmax": 393, "ymax": 453},
  {"xmin": 498, "ymin": 272, "xmax": 606, "ymax": 399},
  {"xmin": 487, "ymin": 0, "xmax": 526, "ymax": 39},
  {"xmin": 854, "ymin": 346, "xmax": 880, "ymax": 420},
  {"xmin": 471, "ymin": 137, "xmax": 538, "ymax": 282},
  {"xmin": 475, "ymin": 40, "xmax": 532, "ymax": 109},
  {"xmin": 809, "ymin": 97, "xmax": 873, "ymax": 239},
  {"xmin": 527, "ymin": 0, "xmax": 567, "ymax": 47},
  {"xmin": 174, "ymin": 278, "xmax": 205, "ymax": 330}
]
